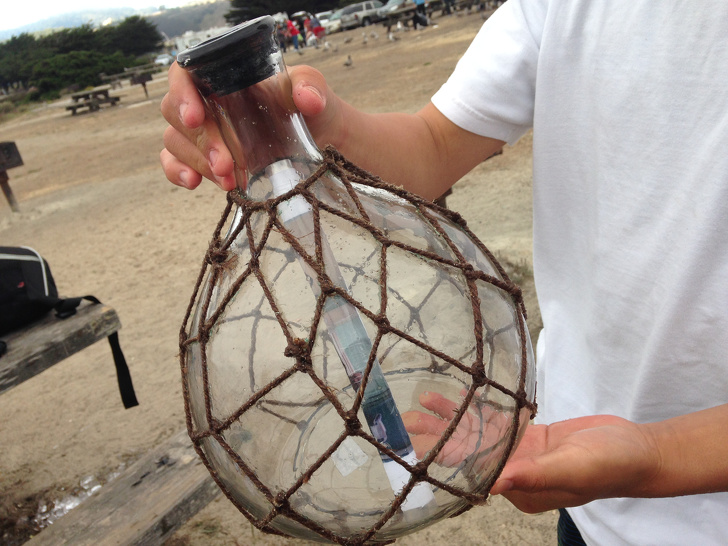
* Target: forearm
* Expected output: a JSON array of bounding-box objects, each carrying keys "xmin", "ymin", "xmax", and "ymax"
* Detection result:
[
  {"xmin": 640, "ymin": 403, "xmax": 728, "ymax": 497},
  {"xmin": 323, "ymin": 100, "xmax": 504, "ymax": 201}
]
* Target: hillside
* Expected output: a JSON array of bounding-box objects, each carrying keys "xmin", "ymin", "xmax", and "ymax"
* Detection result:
[{"xmin": 0, "ymin": 1, "xmax": 230, "ymax": 43}]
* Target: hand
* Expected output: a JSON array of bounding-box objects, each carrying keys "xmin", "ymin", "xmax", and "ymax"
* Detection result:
[
  {"xmin": 402, "ymin": 391, "xmax": 512, "ymax": 470},
  {"xmin": 404, "ymin": 393, "xmax": 663, "ymax": 514},
  {"xmin": 159, "ymin": 62, "xmax": 344, "ymax": 191},
  {"xmin": 489, "ymin": 415, "xmax": 661, "ymax": 513}
]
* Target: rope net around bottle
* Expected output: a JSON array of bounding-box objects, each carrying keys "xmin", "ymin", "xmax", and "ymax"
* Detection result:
[{"xmin": 179, "ymin": 146, "xmax": 537, "ymax": 545}]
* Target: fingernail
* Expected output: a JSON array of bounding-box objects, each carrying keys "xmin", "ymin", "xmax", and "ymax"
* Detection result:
[
  {"xmin": 305, "ymin": 84, "xmax": 323, "ymax": 101},
  {"xmin": 179, "ymin": 102, "xmax": 188, "ymax": 124},
  {"xmin": 179, "ymin": 170, "xmax": 190, "ymax": 187},
  {"xmin": 492, "ymin": 479, "xmax": 513, "ymax": 495},
  {"xmin": 209, "ymin": 149, "xmax": 219, "ymax": 170}
]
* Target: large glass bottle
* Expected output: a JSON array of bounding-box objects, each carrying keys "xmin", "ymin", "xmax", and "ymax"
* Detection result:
[{"xmin": 178, "ymin": 16, "xmax": 536, "ymax": 544}]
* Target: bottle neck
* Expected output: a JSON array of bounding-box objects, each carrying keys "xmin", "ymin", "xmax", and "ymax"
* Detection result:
[{"xmin": 201, "ymin": 62, "xmax": 322, "ymax": 193}]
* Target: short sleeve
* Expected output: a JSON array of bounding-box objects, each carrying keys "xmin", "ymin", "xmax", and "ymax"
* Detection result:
[{"xmin": 431, "ymin": 0, "xmax": 547, "ymax": 145}]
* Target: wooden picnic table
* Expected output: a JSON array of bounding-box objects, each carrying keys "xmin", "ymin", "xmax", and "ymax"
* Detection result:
[
  {"xmin": 66, "ymin": 86, "xmax": 121, "ymax": 115},
  {"xmin": 381, "ymin": 0, "xmax": 490, "ymax": 30},
  {"xmin": 381, "ymin": 0, "xmax": 446, "ymax": 30}
]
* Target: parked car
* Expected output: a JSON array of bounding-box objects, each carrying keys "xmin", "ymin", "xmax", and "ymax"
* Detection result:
[
  {"xmin": 154, "ymin": 53, "xmax": 174, "ymax": 66},
  {"xmin": 339, "ymin": 1, "xmax": 384, "ymax": 30},
  {"xmin": 321, "ymin": 8, "xmax": 344, "ymax": 33},
  {"xmin": 378, "ymin": 0, "xmax": 409, "ymax": 18}
]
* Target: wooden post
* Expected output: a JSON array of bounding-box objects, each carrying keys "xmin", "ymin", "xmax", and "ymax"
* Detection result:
[
  {"xmin": 0, "ymin": 141, "xmax": 23, "ymax": 212},
  {"xmin": 130, "ymin": 72, "xmax": 153, "ymax": 99},
  {"xmin": 0, "ymin": 170, "xmax": 19, "ymax": 212}
]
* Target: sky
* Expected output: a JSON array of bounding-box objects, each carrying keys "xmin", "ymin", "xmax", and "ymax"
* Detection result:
[{"xmin": 1, "ymin": 0, "xmax": 194, "ymax": 32}]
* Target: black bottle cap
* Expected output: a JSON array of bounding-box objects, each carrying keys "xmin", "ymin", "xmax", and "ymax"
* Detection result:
[{"xmin": 176, "ymin": 16, "xmax": 279, "ymax": 96}]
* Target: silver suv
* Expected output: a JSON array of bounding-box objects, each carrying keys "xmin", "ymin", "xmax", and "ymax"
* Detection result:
[{"xmin": 339, "ymin": 1, "xmax": 384, "ymax": 30}]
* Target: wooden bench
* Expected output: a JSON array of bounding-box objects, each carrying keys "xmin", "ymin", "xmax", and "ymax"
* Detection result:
[
  {"xmin": 0, "ymin": 301, "xmax": 121, "ymax": 394},
  {"xmin": 100, "ymin": 72, "xmax": 125, "ymax": 89},
  {"xmin": 26, "ymin": 428, "xmax": 220, "ymax": 546},
  {"xmin": 1, "ymin": 302, "xmax": 220, "ymax": 545}
]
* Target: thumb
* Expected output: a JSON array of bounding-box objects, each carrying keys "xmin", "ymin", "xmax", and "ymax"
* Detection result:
[
  {"xmin": 490, "ymin": 456, "xmax": 549, "ymax": 495},
  {"xmin": 290, "ymin": 65, "xmax": 329, "ymax": 117},
  {"xmin": 289, "ymin": 64, "xmax": 346, "ymax": 150}
]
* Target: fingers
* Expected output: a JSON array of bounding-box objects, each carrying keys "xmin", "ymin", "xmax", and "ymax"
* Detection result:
[
  {"xmin": 161, "ymin": 63, "xmax": 206, "ymax": 129},
  {"xmin": 289, "ymin": 65, "xmax": 329, "ymax": 117},
  {"xmin": 419, "ymin": 391, "xmax": 459, "ymax": 420},
  {"xmin": 410, "ymin": 434, "xmax": 441, "ymax": 460},
  {"xmin": 408, "ymin": 427, "xmax": 473, "ymax": 468},
  {"xmin": 289, "ymin": 65, "xmax": 346, "ymax": 150},
  {"xmin": 162, "ymin": 122, "xmax": 236, "ymax": 190},
  {"xmin": 159, "ymin": 63, "xmax": 342, "ymax": 191},
  {"xmin": 402, "ymin": 410, "xmax": 450, "ymax": 436},
  {"xmin": 160, "ymin": 148, "xmax": 203, "ymax": 189},
  {"xmin": 160, "ymin": 63, "xmax": 236, "ymax": 190},
  {"xmin": 488, "ymin": 417, "xmax": 649, "ymax": 513}
]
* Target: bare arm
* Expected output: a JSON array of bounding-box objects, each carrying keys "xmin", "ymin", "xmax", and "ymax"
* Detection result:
[{"xmin": 160, "ymin": 63, "xmax": 504, "ymax": 200}]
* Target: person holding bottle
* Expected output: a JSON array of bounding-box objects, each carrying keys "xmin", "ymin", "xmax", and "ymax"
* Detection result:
[{"xmin": 160, "ymin": 1, "xmax": 728, "ymax": 544}]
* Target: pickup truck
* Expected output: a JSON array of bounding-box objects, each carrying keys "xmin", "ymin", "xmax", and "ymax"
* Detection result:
[{"xmin": 339, "ymin": 1, "xmax": 384, "ymax": 30}]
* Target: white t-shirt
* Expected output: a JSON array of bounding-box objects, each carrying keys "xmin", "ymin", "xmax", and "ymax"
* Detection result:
[{"xmin": 433, "ymin": 1, "xmax": 728, "ymax": 544}]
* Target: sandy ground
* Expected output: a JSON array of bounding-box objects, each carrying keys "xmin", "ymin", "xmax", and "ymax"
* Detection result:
[{"xmin": 0, "ymin": 11, "xmax": 556, "ymax": 545}]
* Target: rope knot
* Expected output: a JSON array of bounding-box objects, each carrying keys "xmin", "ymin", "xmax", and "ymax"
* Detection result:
[
  {"xmin": 320, "ymin": 279, "xmax": 337, "ymax": 296},
  {"xmin": 198, "ymin": 327, "xmax": 211, "ymax": 345},
  {"xmin": 343, "ymin": 412, "xmax": 362, "ymax": 434},
  {"xmin": 371, "ymin": 230, "xmax": 391, "ymax": 246},
  {"xmin": 471, "ymin": 362, "xmax": 487, "ymax": 387},
  {"xmin": 376, "ymin": 315, "xmax": 391, "ymax": 332},
  {"xmin": 410, "ymin": 461, "xmax": 429, "ymax": 480},
  {"xmin": 272, "ymin": 492, "xmax": 289, "ymax": 510},
  {"xmin": 285, "ymin": 338, "xmax": 310, "ymax": 361},
  {"xmin": 206, "ymin": 244, "xmax": 229, "ymax": 266},
  {"xmin": 462, "ymin": 265, "xmax": 482, "ymax": 281}
]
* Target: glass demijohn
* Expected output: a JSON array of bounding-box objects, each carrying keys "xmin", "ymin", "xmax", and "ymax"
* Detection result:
[{"xmin": 178, "ymin": 16, "xmax": 536, "ymax": 545}]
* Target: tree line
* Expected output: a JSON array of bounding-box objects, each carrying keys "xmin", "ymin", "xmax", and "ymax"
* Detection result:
[
  {"xmin": 0, "ymin": 16, "xmax": 162, "ymax": 101},
  {"xmin": 1, "ymin": 1, "xmax": 356, "ymax": 104}
]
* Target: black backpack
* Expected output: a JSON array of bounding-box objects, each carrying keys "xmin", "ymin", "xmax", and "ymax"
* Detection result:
[{"xmin": 0, "ymin": 246, "xmax": 138, "ymax": 408}]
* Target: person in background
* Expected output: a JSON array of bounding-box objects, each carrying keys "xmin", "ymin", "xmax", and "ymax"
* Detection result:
[
  {"xmin": 413, "ymin": 0, "xmax": 428, "ymax": 29},
  {"xmin": 276, "ymin": 23, "xmax": 287, "ymax": 53},
  {"xmin": 309, "ymin": 14, "xmax": 323, "ymax": 48},
  {"xmin": 286, "ymin": 18, "xmax": 301, "ymax": 53},
  {"xmin": 160, "ymin": 2, "xmax": 728, "ymax": 544}
]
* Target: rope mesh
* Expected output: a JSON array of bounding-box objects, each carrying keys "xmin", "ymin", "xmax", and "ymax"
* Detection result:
[{"xmin": 180, "ymin": 146, "xmax": 537, "ymax": 544}]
